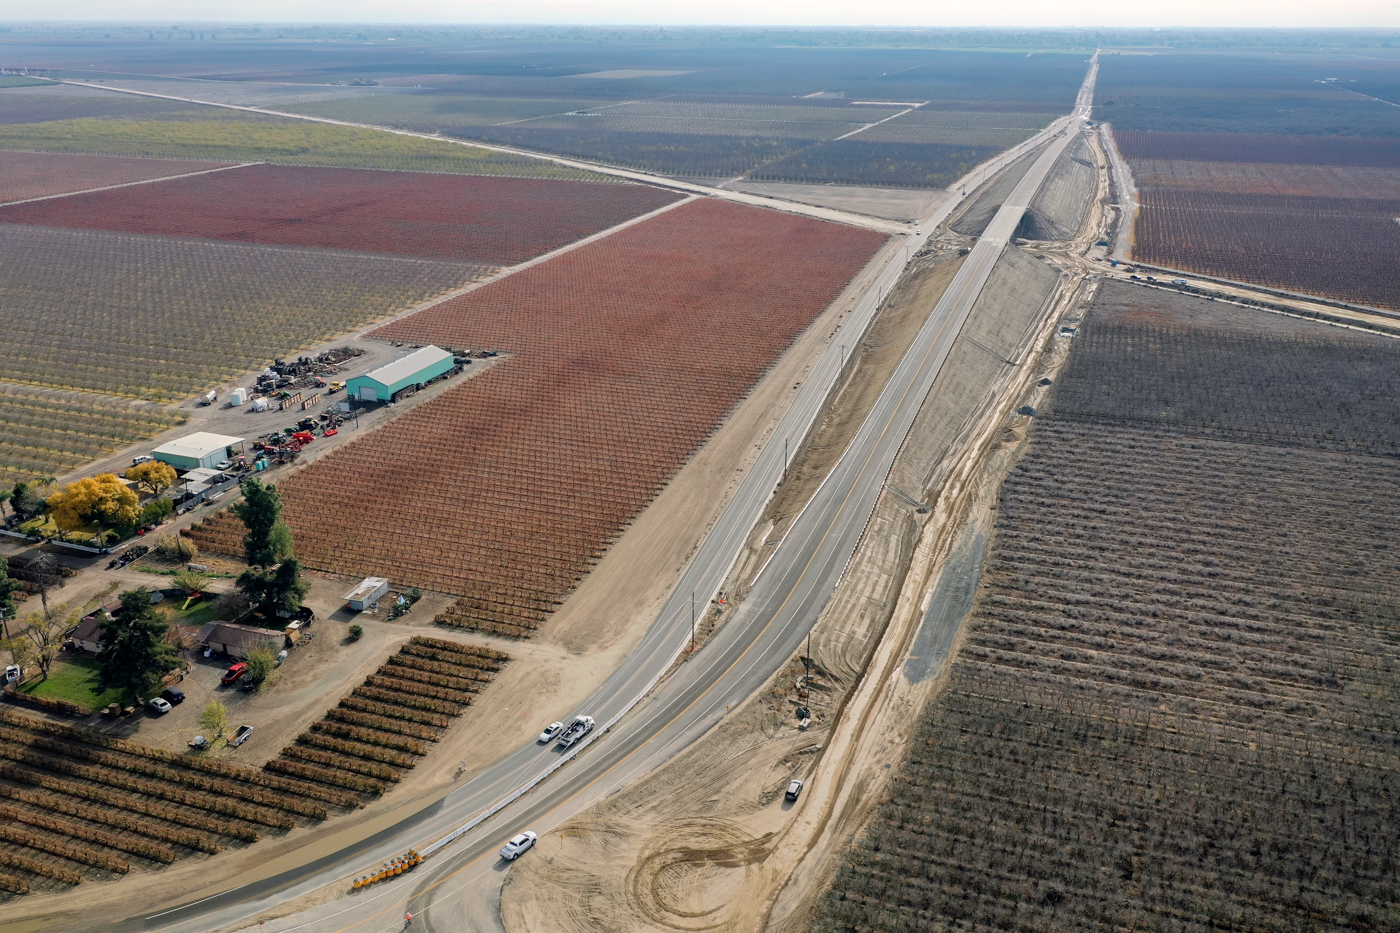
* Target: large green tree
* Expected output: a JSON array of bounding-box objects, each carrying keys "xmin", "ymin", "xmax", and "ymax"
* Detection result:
[
  {"xmin": 96, "ymin": 587, "xmax": 181, "ymax": 704},
  {"xmin": 237, "ymin": 558, "xmax": 311, "ymax": 619},
  {"xmin": 230, "ymin": 479, "xmax": 293, "ymax": 568},
  {"xmin": 0, "ymin": 557, "xmax": 20, "ymax": 639}
]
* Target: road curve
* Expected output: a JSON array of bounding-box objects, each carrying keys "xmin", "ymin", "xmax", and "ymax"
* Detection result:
[{"xmin": 138, "ymin": 56, "xmax": 1097, "ymax": 933}]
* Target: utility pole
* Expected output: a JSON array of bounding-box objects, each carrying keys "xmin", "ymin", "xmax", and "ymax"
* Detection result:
[
  {"xmin": 689, "ymin": 591, "xmax": 696, "ymax": 652},
  {"xmin": 805, "ymin": 631, "xmax": 812, "ymax": 684}
]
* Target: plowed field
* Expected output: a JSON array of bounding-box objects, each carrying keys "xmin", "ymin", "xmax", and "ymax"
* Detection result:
[
  {"xmin": 190, "ymin": 199, "xmax": 885, "ymax": 636},
  {"xmin": 0, "ymin": 164, "xmax": 683, "ymax": 264},
  {"xmin": 0, "ymin": 151, "xmax": 234, "ymax": 204}
]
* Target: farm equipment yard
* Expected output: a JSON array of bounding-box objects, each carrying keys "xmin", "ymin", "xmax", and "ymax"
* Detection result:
[{"xmin": 0, "ymin": 24, "xmax": 1397, "ymax": 933}]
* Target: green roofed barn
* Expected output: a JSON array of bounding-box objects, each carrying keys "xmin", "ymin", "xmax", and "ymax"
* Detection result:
[{"xmin": 346, "ymin": 345, "xmax": 456, "ymax": 403}]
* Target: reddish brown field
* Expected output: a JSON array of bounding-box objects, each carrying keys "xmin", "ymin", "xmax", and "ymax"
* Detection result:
[
  {"xmin": 1116, "ymin": 129, "xmax": 1400, "ymax": 309},
  {"xmin": 0, "ymin": 151, "xmax": 233, "ymax": 204},
  {"xmin": 1114, "ymin": 129, "xmax": 1400, "ymax": 166},
  {"xmin": 191, "ymin": 199, "xmax": 884, "ymax": 635},
  {"xmin": 0, "ymin": 163, "xmax": 682, "ymax": 264},
  {"xmin": 1129, "ymin": 159, "xmax": 1400, "ymax": 198},
  {"xmin": 1133, "ymin": 188, "xmax": 1400, "ymax": 309}
]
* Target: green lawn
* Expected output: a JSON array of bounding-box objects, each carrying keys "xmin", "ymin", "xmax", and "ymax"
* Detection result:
[
  {"xmin": 21, "ymin": 656, "xmax": 125, "ymax": 709},
  {"xmin": 176, "ymin": 600, "xmax": 225, "ymax": 628}
]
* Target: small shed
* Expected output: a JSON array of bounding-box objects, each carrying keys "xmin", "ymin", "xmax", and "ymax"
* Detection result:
[
  {"xmin": 197, "ymin": 621, "xmax": 286, "ymax": 660},
  {"xmin": 152, "ymin": 432, "xmax": 245, "ymax": 471},
  {"xmin": 346, "ymin": 346, "xmax": 454, "ymax": 403},
  {"xmin": 68, "ymin": 617, "xmax": 104, "ymax": 653},
  {"xmin": 342, "ymin": 577, "xmax": 390, "ymax": 611},
  {"xmin": 183, "ymin": 467, "xmax": 227, "ymax": 485}
]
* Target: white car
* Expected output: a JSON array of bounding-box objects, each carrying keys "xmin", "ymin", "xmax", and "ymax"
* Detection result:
[
  {"xmin": 538, "ymin": 722, "xmax": 563, "ymax": 743},
  {"xmin": 499, "ymin": 831, "xmax": 537, "ymax": 861},
  {"xmin": 147, "ymin": 697, "xmax": 172, "ymax": 714}
]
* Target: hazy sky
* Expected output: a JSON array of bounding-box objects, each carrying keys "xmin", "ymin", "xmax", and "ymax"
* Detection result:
[{"xmin": 9, "ymin": 0, "xmax": 1400, "ymax": 28}]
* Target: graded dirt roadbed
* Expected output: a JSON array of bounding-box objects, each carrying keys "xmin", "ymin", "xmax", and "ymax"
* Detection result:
[{"xmin": 94, "ymin": 63, "xmax": 1096, "ymax": 933}]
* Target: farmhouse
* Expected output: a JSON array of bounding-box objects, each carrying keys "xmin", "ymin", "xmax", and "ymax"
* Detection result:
[
  {"xmin": 346, "ymin": 345, "xmax": 454, "ymax": 403},
  {"xmin": 67, "ymin": 617, "xmax": 104, "ymax": 653},
  {"xmin": 152, "ymin": 432, "xmax": 245, "ymax": 471},
  {"xmin": 197, "ymin": 621, "xmax": 286, "ymax": 660}
]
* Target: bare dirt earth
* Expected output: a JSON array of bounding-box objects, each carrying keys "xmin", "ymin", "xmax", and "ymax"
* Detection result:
[
  {"xmin": 499, "ymin": 253, "xmax": 1084, "ymax": 933},
  {"xmin": 725, "ymin": 180, "xmax": 949, "ymax": 222},
  {"xmin": 499, "ymin": 143, "xmax": 1109, "ymax": 933},
  {"xmin": 0, "ymin": 229, "xmax": 903, "ymax": 932}
]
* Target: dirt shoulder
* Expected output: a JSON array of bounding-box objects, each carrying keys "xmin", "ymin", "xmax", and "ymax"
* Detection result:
[{"xmin": 497, "ymin": 150, "xmax": 1109, "ymax": 933}]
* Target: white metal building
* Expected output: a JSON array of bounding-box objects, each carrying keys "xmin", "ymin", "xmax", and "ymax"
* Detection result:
[{"xmin": 151, "ymin": 432, "xmax": 245, "ymax": 471}]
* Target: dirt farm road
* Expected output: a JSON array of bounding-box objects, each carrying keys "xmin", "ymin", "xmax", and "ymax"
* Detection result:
[{"xmin": 105, "ymin": 59, "xmax": 1100, "ymax": 933}]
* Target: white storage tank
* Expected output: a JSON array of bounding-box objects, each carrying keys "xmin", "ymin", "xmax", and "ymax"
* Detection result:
[{"xmin": 229, "ymin": 387, "xmax": 248, "ymax": 406}]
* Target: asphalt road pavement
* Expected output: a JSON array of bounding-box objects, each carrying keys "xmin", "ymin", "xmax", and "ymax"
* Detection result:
[{"xmin": 138, "ymin": 55, "xmax": 1098, "ymax": 933}]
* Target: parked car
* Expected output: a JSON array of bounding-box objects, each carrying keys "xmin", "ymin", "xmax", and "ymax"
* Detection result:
[
  {"xmin": 538, "ymin": 722, "xmax": 563, "ymax": 743},
  {"xmin": 161, "ymin": 686, "xmax": 185, "ymax": 705},
  {"xmin": 132, "ymin": 455, "xmax": 154, "ymax": 466},
  {"xmin": 147, "ymin": 697, "xmax": 172, "ymax": 714},
  {"xmin": 498, "ymin": 831, "xmax": 537, "ymax": 861},
  {"xmin": 215, "ymin": 460, "xmax": 233, "ymax": 471},
  {"xmin": 221, "ymin": 663, "xmax": 248, "ymax": 685},
  {"xmin": 229, "ymin": 725, "xmax": 254, "ymax": 747},
  {"xmin": 785, "ymin": 779, "xmax": 804, "ymax": 802},
  {"xmin": 240, "ymin": 674, "xmax": 257, "ymax": 692}
]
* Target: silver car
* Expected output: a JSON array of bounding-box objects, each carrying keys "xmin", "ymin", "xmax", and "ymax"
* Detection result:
[
  {"xmin": 499, "ymin": 831, "xmax": 537, "ymax": 861},
  {"xmin": 538, "ymin": 722, "xmax": 563, "ymax": 743}
]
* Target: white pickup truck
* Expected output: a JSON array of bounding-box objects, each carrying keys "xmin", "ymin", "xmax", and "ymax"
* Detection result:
[{"xmin": 555, "ymin": 714, "xmax": 594, "ymax": 749}]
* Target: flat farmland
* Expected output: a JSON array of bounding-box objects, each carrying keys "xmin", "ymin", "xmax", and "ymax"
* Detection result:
[
  {"xmin": 1128, "ymin": 159, "xmax": 1400, "ymax": 198},
  {"xmin": 0, "ymin": 707, "xmax": 350, "ymax": 896},
  {"xmin": 751, "ymin": 138, "xmax": 1001, "ymax": 188},
  {"xmin": 0, "ymin": 113, "xmax": 606, "ymax": 179},
  {"xmin": 814, "ymin": 283, "xmax": 1400, "ymax": 933},
  {"xmin": 1115, "ymin": 130, "xmax": 1400, "ymax": 167},
  {"xmin": 1133, "ymin": 189, "xmax": 1400, "ymax": 310},
  {"xmin": 858, "ymin": 108, "xmax": 1056, "ymax": 148},
  {"xmin": 0, "ymin": 151, "xmax": 236, "ymax": 204},
  {"xmin": 190, "ymin": 199, "xmax": 886, "ymax": 636},
  {"xmin": 0, "ymin": 164, "xmax": 683, "ymax": 264},
  {"xmin": 454, "ymin": 124, "xmax": 823, "ymax": 177},
  {"xmin": 0, "ymin": 386, "xmax": 182, "ymax": 483},
  {"xmin": 1117, "ymin": 130, "xmax": 1400, "ymax": 309},
  {"xmin": 0, "ymin": 224, "xmax": 482, "ymax": 402},
  {"xmin": 264, "ymin": 636, "xmax": 509, "ymax": 797},
  {"xmin": 0, "ymin": 83, "xmax": 201, "ymax": 125}
]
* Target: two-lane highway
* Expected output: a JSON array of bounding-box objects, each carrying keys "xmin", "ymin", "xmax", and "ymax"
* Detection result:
[{"xmin": 141, "ymin": 54, "xmax": 1098, "ymax": 933}]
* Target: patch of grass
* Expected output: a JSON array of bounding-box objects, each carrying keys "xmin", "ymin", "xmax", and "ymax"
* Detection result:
[
  {"xmin": 20, "ymin": 656, "xmax": 124, "ymax": 709},
  {"xmin": 175, "ymin": 600, "xmax": 225, "ymax": 628}
]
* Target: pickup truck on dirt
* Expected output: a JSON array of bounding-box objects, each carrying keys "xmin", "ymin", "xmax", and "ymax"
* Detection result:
[{"xmin": 555, "ymin": 714, "xmax": 594, "ymax": 749}]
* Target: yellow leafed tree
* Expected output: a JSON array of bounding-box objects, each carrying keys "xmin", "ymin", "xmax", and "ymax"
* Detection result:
[
  {"xmin": 125, "ymin": 460, "xmax": 177, "ymax": 495},
  {"xmin": 47, "ymin": 474, "xmax": 140, "ymax": 533}
]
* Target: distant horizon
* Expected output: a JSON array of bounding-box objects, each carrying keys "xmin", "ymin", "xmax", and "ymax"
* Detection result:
[{"xmin": 2, "ymin": 6, "xmax": 1399, "ymax": 30}]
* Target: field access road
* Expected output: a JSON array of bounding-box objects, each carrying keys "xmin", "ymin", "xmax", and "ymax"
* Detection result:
[{"xmin": 133, "ymin": 58, "xmax": 1098, "ymax": 933}]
